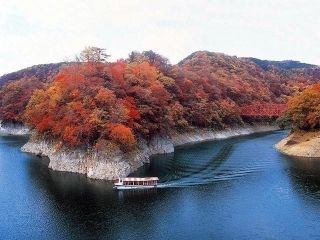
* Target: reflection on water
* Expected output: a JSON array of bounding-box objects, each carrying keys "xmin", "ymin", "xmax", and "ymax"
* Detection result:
[
  {"xmin": 288, "ymin": 156, "xmax": 320, "ymax": 177},
  {"xmin": 285, "ymin": 156, "xmax": 320, "ymax": 205},
  {"xmin": 3, "ymin": 131, "xmax": 320, "ymax": 239}
]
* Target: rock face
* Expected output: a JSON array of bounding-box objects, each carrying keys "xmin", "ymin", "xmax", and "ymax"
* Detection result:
[
  {"xmin": 21, "ymin": 135, "xmax": 175, "ymax": 180},
  {"xmin": 21, "ymin": 125, "xmax": 279, "ymax": 180},
  {"xmin": 0, "ymin": 120, "xmax": 30, "ymax": 135},
  {"xmin": 275, "ymin": 131, "xmax": 320, "ymax": 158}
]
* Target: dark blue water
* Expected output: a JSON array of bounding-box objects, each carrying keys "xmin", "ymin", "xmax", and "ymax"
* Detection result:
[{"xmin": 1, "ymin": 131, "xmax": 320, "ymax": 239}]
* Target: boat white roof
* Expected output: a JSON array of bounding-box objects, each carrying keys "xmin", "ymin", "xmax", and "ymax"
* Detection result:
[{"xmin": 121, "ymin": 177, "xmax": 159, "ymax": 181}]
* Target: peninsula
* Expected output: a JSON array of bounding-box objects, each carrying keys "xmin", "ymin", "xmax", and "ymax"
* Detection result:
[
  {"xmin": 276, "ymin": 84, "xmax": 320, "ymax": 157},
  {"xmin": 1, "ymin": 47, "xmax": 320, "ymax": 179}
]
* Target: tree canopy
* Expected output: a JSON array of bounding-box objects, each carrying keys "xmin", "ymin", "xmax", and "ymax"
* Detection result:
[
  {"xmin": 281, "ymin": 84, "xmax": 320, "ymax": 130},
  {"xmin": 1, "ymin": 49, "xmax": 320, "ymax": 151}
]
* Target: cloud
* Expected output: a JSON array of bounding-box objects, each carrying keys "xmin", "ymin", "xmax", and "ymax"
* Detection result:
[{"xmin": 0, "ymin": 0, "xmax": 320, "ymax": 75}]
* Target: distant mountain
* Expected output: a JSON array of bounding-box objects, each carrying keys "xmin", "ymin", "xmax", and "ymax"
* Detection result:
[
  {"xmin": 0, "ymin": 63, "xmax": 67, "ymax": 86},
  {"xmin": 178, "ymin": 51, "xmax": 320, "ymax": 104},
  {"xmin": 246, "ymin": 58, "xmax": 316, "ymax": 71}
]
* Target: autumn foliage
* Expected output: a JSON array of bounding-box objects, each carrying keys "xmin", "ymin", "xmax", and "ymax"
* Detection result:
[
  {"xmin": 0, "ymin": 63, "xmax": 64, "ymax": 122},
  {"xmin": 282, "ymin": 84, "xmax": 320, "ymax": 130},
  {"xmin": 1, "ymin": 50, "xmax": 320, "ymax": 151},
  {"xmin": 22, "ymin": 61, "xmax": 173, "ymax": 150}
]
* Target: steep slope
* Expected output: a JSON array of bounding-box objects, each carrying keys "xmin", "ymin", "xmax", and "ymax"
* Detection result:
[{"xmin": 0, "ymin": 63, "xmax": 68, "ymax": 121}]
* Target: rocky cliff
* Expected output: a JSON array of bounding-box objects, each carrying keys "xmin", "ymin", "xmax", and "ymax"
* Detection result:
[
  {"xmin": 21, "ymin": 135, "xmax": 174, "ymax": 180},
  {"xmin": 22, "ymin": 125, "xmax": 279, "ymax": 180}
]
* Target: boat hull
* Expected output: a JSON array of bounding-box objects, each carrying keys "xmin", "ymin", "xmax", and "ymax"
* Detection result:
[{"xmin": 114, "ymin": 185, "xmax": 157, "ymax": 190}]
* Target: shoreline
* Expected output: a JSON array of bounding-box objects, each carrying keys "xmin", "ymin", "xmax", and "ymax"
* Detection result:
[
  {"xmin": 0, "ymin": 120, "xmax": 30, "ymax": 136},
  {"xmin": 275, "ymin": 130, "xmax": 320, "ymax": 158},
  {"xmin": 171, "ymin": 125, "xmax": 279, "ymax": 147},
  {"xmin": 20, "ymin": 124, "xmax": 279, "ymax": 180}
]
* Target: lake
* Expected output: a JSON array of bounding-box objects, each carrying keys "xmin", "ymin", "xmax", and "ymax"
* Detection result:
[{"xmin": 1, "ymin": 130, "xmax": 320, "ymax": 239}]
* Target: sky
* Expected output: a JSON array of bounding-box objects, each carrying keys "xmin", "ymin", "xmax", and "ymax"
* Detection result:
[{"xmin": 0, "ymin": 0, "xmax": 320, "ymax": 75}]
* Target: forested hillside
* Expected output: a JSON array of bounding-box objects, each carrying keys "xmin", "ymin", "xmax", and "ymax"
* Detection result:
[
  {"xmin": 179, "ymin": 51, "xmax": 319, "ymax": 104},
  {"xmin": 247, "ymin": 58, "xmax": 316, "ymax": 71},
  {"xmin": 0, "ymin": 63, "xmax": 67, "ymax": 121},
  {"xmin": 1, "ymin": 48, "xmax": 319, "ymax": 151},
  {"xmin": 0, "ymin": 63, "xmax": 65, "ymax": 86},
  {"xmin": 280, "ymin": 84, "xmax": 320, "ymax": 130}
]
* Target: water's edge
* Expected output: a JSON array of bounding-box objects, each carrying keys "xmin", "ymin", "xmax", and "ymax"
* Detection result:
[
  {"xmin": 2, "ymin": 124, "xmax": 320, "ymax": 239},
  {"xmin": 275, "ymin": 130, "xmax": 320, "ymax": 158},
  {"xmin": 0, "ymin": 120, "xmax": 30, "ymax": 136},
  {"xmin": 21, "ymin": 125, "xmax": 279, "ymax": 180}
]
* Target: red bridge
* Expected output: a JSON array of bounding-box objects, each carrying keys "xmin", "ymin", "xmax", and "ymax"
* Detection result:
[{"xmin": 240, "ymin": 103, "xmax": 286, "ymax": 117}]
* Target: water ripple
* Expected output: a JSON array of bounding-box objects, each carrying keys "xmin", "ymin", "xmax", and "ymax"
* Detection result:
[{"xmin": 148, "ymin": 136, "xmax": 276, "ymax": 188}]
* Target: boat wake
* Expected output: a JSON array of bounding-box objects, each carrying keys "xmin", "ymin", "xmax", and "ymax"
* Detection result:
[
  {"xmin": 142, "ymin": 135, "xmax": 276, "ymax": 188},
  {"xmin": 157, "ymin": 166, "xmax": 263, "ymax": 188}
]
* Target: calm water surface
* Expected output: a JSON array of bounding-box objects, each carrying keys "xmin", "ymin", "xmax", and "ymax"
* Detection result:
[{"xmin": 1, "ymin": 131, "xmax": 320, "ymax": 239}]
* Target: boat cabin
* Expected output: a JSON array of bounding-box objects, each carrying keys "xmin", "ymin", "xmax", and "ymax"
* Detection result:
[{"xmin": 114, "ymin": 177, "xmax": 159, "ymax": 189}]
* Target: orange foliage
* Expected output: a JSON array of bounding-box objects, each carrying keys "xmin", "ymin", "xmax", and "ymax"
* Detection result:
[
  {"xmin": 108, "ymin": 124, "xmax": 136, "ymax": 150},
  {"xmin": 2, "ymin": 50, "xmax": 320, "ymax": 151},
  {"xmin": 284, "ymin": 84, "xmax": 320, "ymax": 130}
]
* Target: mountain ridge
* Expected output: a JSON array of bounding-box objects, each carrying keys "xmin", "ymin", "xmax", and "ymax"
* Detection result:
[{"xmin": 2, "ymin": 51, "xmax": 318, "ymax": 82}]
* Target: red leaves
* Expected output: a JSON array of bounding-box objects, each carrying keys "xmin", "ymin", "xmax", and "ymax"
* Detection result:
[
  {"xmin": 0, "ymin": 77, "xmax": 45, "ymax": 121},
  {"xmin": 63, "ymin": 126, "xmax": 81, "ymax": 146},
  {"xmin": 95, "ymin": 88, "xmax": 116, "ymax": 105},
  {"xmin": 36, "ymin": 116, "xmax": 54, "ymax": 133},
  {"xmin": 123, "ymin": 97, "xmax": 140, "ymax": 121},
  {"xmin": 110, "ymin": 61, "xmax": 126, "ymax": 86},
  {"xmin": 127, "ymin": 62, "xmax": 158, "ymax": 87},
  {"xmin": 10, "ymin": 51, "xmax": 320, "ymax": 151},
  {"xmin": 23, "ymin": 63, "xmax": 137, "ymax": 149},
  {"xmin": 108, "ymin": 123, "xmax": 136, "ymax": 150},
  {"xmin": 285, "ymin": 84, "xmax": 320, "ymax": 130},
  {"xmin": 149, "ymin": 83, "xmax": 170, "ymax": 104}
]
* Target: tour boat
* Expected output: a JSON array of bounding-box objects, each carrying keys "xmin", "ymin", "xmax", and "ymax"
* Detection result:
[{"xmin": 114, "ymin": 177, "xmax": 159, "ymax": 190}]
